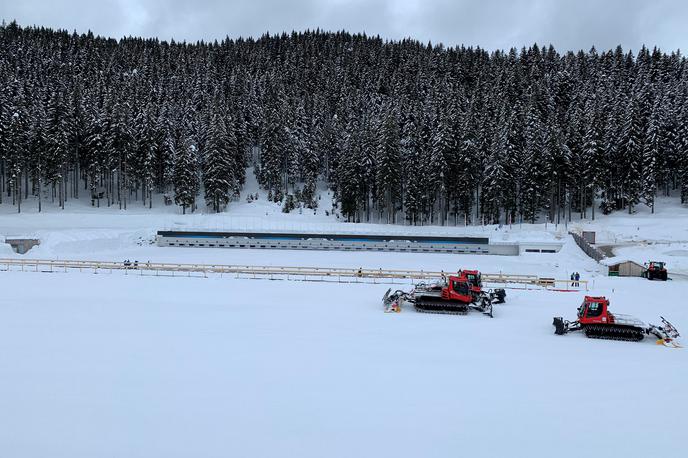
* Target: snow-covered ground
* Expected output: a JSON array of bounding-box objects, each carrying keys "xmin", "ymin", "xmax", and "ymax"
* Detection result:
[
  {"xmin": 1, "ymin": 182, "xmax": 687, "ymax": 457},
  {"xmin": 0, "ymin": 168, "xmax": 564, "ymax": 249},
  {"xmin": 0, "ymin": 269, "xmax": 685, "ymax": 458},
  {"xmin": 568, "ymin": 196, "xmax": 688, "ymax": 276},
  {"xmin": 571, "ymin": 196, "xmax": 688, "ymax": 244}
]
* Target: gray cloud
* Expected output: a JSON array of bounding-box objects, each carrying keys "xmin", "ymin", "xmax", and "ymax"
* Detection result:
[{"xmin": 1, "ymin": 0, "xmax": 687, "ymax": 52}]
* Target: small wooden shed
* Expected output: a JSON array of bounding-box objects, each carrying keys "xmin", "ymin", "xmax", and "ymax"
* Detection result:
[{"xmin": 603, "ymin": 259, "xmax": 645, "ymax": 277}]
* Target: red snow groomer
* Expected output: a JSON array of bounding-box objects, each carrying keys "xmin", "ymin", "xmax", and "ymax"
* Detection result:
[
  {"xmin": 553, "ymin": 296, "xmax": 681, "ymax": 347},
  {"xmin": 383, "ymin": 269, "xmax": 506, "ymax": 317}
]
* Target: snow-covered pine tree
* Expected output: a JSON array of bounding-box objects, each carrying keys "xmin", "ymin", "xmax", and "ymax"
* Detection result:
[
  {"xmin": 502, "ymin": 104, "xmax": 522, "ymax": 223},
  {"xmin": 29, "ymin": 103, "xmax": 47, "ymax": 212},
  {"xmin": 375, "ymin": 109, "xmax": 401, "ymax": 223},
  {"xmin": 202, "ymin": 112, "xmax": 234, "ymax": 213},
  {"xmin": 225, "ymin": 113, "xmax": 242, "ymax": 200},
  {"xmin": 44, "ymin": 91, "xmax": 70, "ymax": 208},
  {"xmin": 286, "ymin": 101, "xmax": 307, "ymax": 192},
  {"xmin": 400, "ymin": 109, "xmax": 423, "ymax": 224},
  {"xmin": 6, "ymin": 83, "xmax": 30, "ymax": 212},
  {"xmin": 641, "ymin": 100, "xmax": 661, "ymax": 212},
  {"xmin": 581, "ymin": 95, "xmax": 605, "ymax": 220},
  {"xmin": 109, "ymin": 96, "xmax": 135, "ymax": 208},
  {"xmin": 258, "ymin": 89, "xmax": 289, "ymax": 198},
  {"xmin": 298, "ymin": 123, "xmax": 320, "ymax": 208},
  {"xmin": 336, "ymin": 117, "xmax": 364, "ymax": 221},
  {"xmin": 155, "ymin": 105, "xmax": 176, "ymax": 194},
  {"xmin": 173, "ymin": 135, "xmax": 199, "ymax": 214},
  {"xmin": 454, "ymin": 107, "xmax": 477, "ymax": 224},
  {"xmin": 481, "ymin": 112, "xmax": 512, "ymax": 224},
  {"xmin": 67, "ymin": 84, "xmax": 86, "ymax": 201},
  {"xmin": 131, "ymin": 105, "xmax": 156, "ymax": 208},
  {"xmin": 543, "ymin": 125, "xmax": 570, "ymax": 224},
  {"xmin": 620, "ymin": 96, "xmax": 645, "ymax": 213},
  {"xmin": 600, "ymin": 97, "xmax": 624, "ymax": 210},
  {"xmin": 84, "ymin": 107, "xmax": 108, "ymax": 207},
  {"xmin": 656, "ymin": 91, "xmax": 678, "ymax": 197},
  {"xmin": 520, "ymin": 102, "xmax": 546, "ymax": 223},
  {"xmin": 429, "ymin": 105, "xmax": 455, "ymax": 225},
  {"xmin": 678, "ymin": 102, "xmax": 688, "ymax": 204},
  {"xmin": 359, "ymin": 108, "xmax": 378, "ymax": 222}
]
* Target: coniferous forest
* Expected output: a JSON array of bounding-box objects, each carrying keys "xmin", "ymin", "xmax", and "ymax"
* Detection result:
[{"xmin": 1, "ymin": 22, "xmax": 688, "ymax": 224}]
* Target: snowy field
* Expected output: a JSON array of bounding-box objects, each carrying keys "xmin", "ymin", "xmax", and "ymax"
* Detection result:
[
  {"xmin": 1, "ymin": 190, "xmax": 687, "ymax": 457},
  {"xmin": 2, "ymin": 172, "xmax": 686, "ymax": 274},
  {"xmin": 0, "ymin": 269, "xmax": 686, "ymax": 458},
  {"xmin": 0, "ymin": 169, "xmax": 564, "ymax": 259},
  {"xmin": 570, "ymin": 196, "xmax": 688, "ymax": 276}
]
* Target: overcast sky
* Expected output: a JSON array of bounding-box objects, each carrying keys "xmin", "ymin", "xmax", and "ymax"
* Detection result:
[{"xmin": 2, "ymin": 0, "xmax": 687, "ymax": 52}]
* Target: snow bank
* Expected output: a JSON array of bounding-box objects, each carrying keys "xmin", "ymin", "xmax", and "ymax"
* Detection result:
[{"xmin": 0, "ymin": 242, "xmax": 16, "ymax": 257}]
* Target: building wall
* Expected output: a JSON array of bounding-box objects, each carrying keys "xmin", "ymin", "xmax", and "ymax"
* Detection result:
[
  {"xmin": 518, "ymin": 242, "xmax": 565, "ymax": 254},
  {"xmin": 487, "ymin": 244, "xmax": 520, "ymax": 256},
  {"xmin": 156, "ymin": 235, "xmax": 492, "ymax": 254},
  {"xmin": 155, "ymin": 231, "xmax": 561, "ymax": 256},
  {"xmin": 618, "ymin": 262, "xmax": 645, "ymax": 277}
]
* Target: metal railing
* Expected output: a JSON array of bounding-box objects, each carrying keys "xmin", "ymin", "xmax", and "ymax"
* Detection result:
[{"xmin": 0, "ymin": 257, "xmax": 587, "ymax": 290}]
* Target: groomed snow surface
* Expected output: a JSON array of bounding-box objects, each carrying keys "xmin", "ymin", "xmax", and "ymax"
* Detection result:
[
  {"xmin": 1, "ymin": 188, "xmax": 687, "ymax": 457},
  {"xmin": 1, "ymin": 270, "xmax": 686, "ymax": 458}
]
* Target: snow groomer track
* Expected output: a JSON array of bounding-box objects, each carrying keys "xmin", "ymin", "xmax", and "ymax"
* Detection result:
[{"xmin": 0, "ymin": 258, "xmax": 585, "ymax": 290}]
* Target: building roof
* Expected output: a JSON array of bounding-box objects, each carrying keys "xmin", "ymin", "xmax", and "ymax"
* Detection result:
[{"xmin": 599, "ymin": 257, "xmax": 644, "ymax": 268}]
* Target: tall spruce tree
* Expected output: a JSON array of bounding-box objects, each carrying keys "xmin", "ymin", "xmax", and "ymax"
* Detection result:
[
  {"xmin": 620, "ymin": 97, "xmax": 644, "ymax": 213},
  {"xmin": 173, "ymin": 135, "xmax": 199, "ymax": 214},
  {"xmin": 375, "ymin": 110, "xmax": 401, "ymax": 223},
  {"xmin": 642, "ymin": 101, "xmax": 661, "ymax": 212},
  {"xmin": 44, "ymin": 91, "xmax": 70, "ymax": 208},
  {"xmin": 202, "ymin": 113, "xmax": 235, "ymax": 212}
]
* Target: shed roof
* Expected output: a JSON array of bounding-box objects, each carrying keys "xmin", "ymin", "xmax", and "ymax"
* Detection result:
[{"xmin": 600, "ymin": 257, "xmax": 644, "ymax": 268}]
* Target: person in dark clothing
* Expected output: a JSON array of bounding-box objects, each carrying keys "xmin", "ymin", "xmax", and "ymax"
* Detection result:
[
  {"xmin": 571, "ymin": 272, "xmax": 575, "ymax": 287},
  {"xmin": 574, "ymin": 272, "xmax": 580, "ymax": 287}
]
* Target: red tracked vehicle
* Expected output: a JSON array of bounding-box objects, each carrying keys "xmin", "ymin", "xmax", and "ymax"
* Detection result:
[
  {"xmin": 553, "ymin": 296, "xmax": 680, "ymax": 345},
  {"xmin": 383, "ymin": 269, "xmax": 506, "ymax": 317}
]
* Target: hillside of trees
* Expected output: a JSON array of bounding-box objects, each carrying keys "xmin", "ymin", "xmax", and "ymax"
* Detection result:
[{"xmin": 1, "ymin": 21, "xmax": 687, "ymax": 224}]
